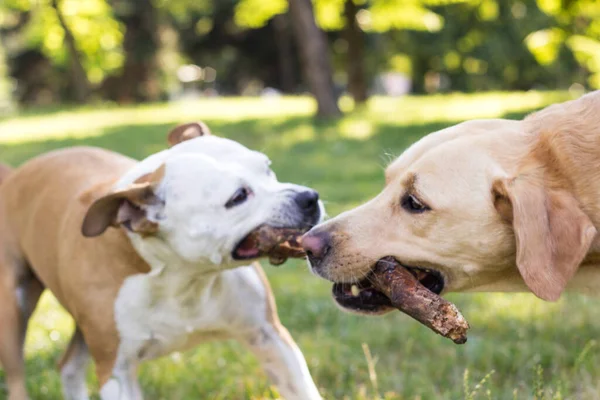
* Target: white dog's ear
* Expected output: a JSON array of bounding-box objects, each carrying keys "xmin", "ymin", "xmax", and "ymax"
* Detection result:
[
  {"xmin": 167, "ymin": 122, "xmax": 211, "ymax": 147},
  {"xmin": 81, "ymin": 165, "xmax": 166, "ymax": 237},
  {"xmin": 492, "ymin": 176, "xmax": 596, "ymax": 301}
]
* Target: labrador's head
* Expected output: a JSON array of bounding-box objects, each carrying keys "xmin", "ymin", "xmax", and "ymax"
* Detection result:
[
  {"xmin": 82, "ymin": 122, "xmax": 324, "ymax": 269},
  {"xmin": 303, "ymin": 92, "xmax": 600, "ymax": 314}
]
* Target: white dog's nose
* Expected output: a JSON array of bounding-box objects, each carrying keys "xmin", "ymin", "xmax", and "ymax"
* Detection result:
[{"xmin": 294, "ymin": 190, "xmax": 319, "ymax": 213}]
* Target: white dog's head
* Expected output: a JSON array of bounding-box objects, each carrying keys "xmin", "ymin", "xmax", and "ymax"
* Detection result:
[{"xmin": 81, "ymin": 122, "xmax": 324, "ymax": 270}]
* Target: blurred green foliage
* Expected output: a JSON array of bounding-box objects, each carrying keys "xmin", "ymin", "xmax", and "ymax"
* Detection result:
[
  {"xmin": 233, "ymin": 0, "xmax": 600, "ymax": 91},
  {"xmin": 235, "ymin": 0, "xmax": 469, "ymax": 32},
  {"xmin": 527, "ymin": 0, "xmax": 600, "ymax": 88},
  {"xmin": 1, "ymin": 0, "xmax": 600, "ymax": 106},
  {"xmin": 1, "ymin": 0, "xmax": 124, "ymax": 84}
]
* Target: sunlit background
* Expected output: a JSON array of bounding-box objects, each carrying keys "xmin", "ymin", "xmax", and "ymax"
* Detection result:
[{"xmin": 1, "ymin": 0, "xmax": 600, "ymax": 399}]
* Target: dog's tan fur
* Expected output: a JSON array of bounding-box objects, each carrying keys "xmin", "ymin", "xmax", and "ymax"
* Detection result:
[
  {"xmin": 0, "ymin": 129, "xmax": 321, "ymax": 399},
  {"xmin": 0, "ymin": 164, "xmax": 11, "ymax": 184},
  {"xmin": 0, "ymin": 148, "xmax": 152, "ymax": 388},
  {"xmin": 307, "ymin": 91, "xmax": 600, "ymax": 303}
]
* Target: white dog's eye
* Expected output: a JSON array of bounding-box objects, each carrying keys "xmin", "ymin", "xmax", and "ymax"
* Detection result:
[
  {"xmin": 226, "ymin": 187, "xmax": 251, "ymax": 209},
  {"xmin": 402, "ymin": 194, "xmax": 429, "ymax": 213}
]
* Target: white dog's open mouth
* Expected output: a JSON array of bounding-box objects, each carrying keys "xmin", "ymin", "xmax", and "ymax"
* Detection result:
[{"xmin": 232, "ymin": 225, "xmax": 306, "ymax": 265}]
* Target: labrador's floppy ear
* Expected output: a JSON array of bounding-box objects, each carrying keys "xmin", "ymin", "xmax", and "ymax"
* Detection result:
[
  {"xmin": 81, "ymin": 165, "xmax": 165, "ymax": 237},
  {"xmin": 492, "ymin": 176, "xmax": 596, "ymax": 301},
  {"xmin": 167, "ymin": 122, "xmax": 211, "ymax": 147}
]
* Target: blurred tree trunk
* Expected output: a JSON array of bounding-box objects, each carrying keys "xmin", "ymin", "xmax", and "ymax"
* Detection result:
[
  {"xmin": 51, "ymin": 0, "xmax": 90, "ymax": 102},
  {"xmin": 110, "ymin": 0, "xmax": 160, "ymax": 103},
  {"xmin": 344, "ymin": 0, "xmax": 368, "ymax": 104},
  {"xmin": 288, "ymin": 0, "xmax": 341, "ymax": 118},
  {"xmin": 273, "ymin": 14, "xmax": 295, "ymax": 93},
  {"xmin": 412, "ymin": 54, "xmax": 427, "ymax": 94}
]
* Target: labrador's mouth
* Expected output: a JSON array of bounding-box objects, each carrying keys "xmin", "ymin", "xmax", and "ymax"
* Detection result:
[
  {"xmin": 232, "ymin": 225, "xmax": 306, "ymax": 265},
  {"xmin": 332, "ymin": 257, "xmax": 469, "ymax": 344},
  {"xmin": 332, "ymin": 264, "xmax": 444, "ymax": 314}
]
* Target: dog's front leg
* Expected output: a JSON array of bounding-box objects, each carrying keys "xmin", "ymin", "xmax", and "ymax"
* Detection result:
[
  {"xmin": 99, "ymin": 354, "xmax": 142, "ymax": 400},
  {"xmin": 242, "ymin": 324, "xmax": 321, "ymax": 400}
]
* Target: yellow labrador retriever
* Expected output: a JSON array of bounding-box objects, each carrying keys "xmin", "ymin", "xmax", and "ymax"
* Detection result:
[{"xmin": 302, "ymin": 90, "xmax": 600, "ymax": 316}]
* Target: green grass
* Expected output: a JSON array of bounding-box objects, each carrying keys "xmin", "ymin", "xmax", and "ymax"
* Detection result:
[{"xmin": 2, "ymin": 92, "xmax": 599, "ymax": 400}]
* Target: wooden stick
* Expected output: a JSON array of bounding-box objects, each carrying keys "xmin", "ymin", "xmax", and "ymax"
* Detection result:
[{"xmin": 370, "ymin": 257, "xmax": 469, "ymax": 344}]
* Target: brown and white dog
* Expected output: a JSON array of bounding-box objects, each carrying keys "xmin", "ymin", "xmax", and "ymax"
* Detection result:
[
  {"xmin": 0, "ymin": 123, "xmax": 323, "ymax": 400},
  {"xmin": 303, "ymin": 90, "xmax": 600, "ymax": 315}
]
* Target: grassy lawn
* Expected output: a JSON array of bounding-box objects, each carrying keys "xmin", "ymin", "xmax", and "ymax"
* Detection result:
[{"xmin": 2, "ymin": 92, "xmax": 599, "ymax": 400}]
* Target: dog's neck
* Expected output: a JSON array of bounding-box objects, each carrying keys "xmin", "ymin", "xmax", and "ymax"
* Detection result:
[
  {"xmin": 460, "ymin": 261, "xmax": 600, "ymax": 297},
  {"xmin": 126, "ymin": 233, "xmax": 238, "ymax": 283}
]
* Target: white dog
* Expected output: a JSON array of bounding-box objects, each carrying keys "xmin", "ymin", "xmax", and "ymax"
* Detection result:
[{"xmin": 0, "ymin": 122, "xmax": 323, "ymax": 400}]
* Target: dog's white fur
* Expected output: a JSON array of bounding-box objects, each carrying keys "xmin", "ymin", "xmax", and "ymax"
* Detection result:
[
  {"xmin": 118, "ymin": 136, "xmax": 317, "ymax": 266},
  {"xmin": 0, "ymin": 124, "xmax": 323, "ymax": 400}
]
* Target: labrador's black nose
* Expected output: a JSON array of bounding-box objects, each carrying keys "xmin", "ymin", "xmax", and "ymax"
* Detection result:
[
  {"xmin": 294, "ymin": 190, "xmax": 319, "ymax": 213},
  {"xmin": 301, "ymin": 230, "xmax": 331, "ymax": 267}
]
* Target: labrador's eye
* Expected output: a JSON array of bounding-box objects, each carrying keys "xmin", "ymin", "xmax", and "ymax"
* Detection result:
[
  {"xmin": 401, "ymin": 194, "xmax": 429, "ymax": 213},
  {"xmin": 226, "ymin": 187, "xmax": 251, "ymax": 209}
]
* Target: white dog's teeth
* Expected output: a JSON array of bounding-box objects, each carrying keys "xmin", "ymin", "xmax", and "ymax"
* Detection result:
[{"xmin": 351, "ymin": 284, "xmax": 360, "ymax": 297}]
